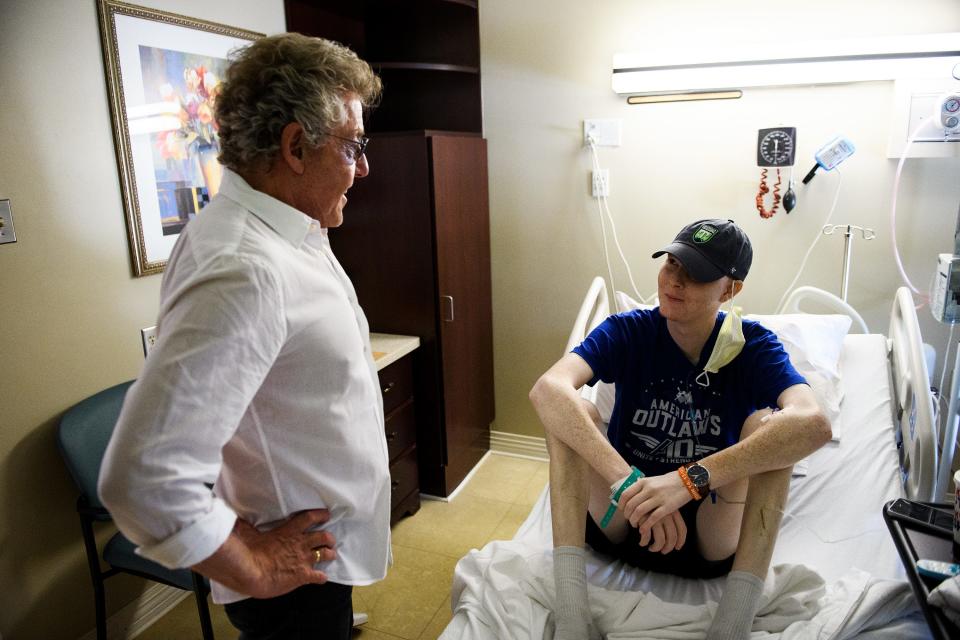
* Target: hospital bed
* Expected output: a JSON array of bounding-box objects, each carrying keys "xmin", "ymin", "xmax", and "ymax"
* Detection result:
[{"xmin": 440, "ymin": 280, "xmax": 940, "ymax": 639}]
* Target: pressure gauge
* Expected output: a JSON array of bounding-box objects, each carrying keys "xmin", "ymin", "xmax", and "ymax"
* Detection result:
[
  {"xmin": 936, "ymin": 93, "xmax": 960, "ymax": 133},
  {"xmin": 756, "ymin": 127, "xmax": 797, "ymax": 167}
]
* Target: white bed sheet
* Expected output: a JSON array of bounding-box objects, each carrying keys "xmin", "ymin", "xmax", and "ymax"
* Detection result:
[
  {"xmin": 771, "ymin": 333, "xmax": 905, "ymax": 584},
  {"xmin": 442, "ymin": 334, "xmax": 923, "ymax": 638}
]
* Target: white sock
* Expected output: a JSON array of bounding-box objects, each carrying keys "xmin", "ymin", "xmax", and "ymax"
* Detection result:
[
  {"xmin": 552, "ymin": 546, "xmax": 598, "ymax": 640},
  {"xmin": 706, "ymin": 571, "xmax": 764, "ymax": 640}
]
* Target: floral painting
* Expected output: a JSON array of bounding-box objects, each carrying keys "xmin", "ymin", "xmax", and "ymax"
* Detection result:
[
  {"xmin": 138, "ymin": 46, "xmax": 228, "ymax": 236},
  {"xmin": 97, "ymin": 0, "xmax": 261, "ymax": 276}
]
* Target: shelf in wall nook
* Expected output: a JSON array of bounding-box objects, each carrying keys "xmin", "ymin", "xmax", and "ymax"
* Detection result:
[
  {"xmin": 372, "ymin": 62, "xmax": 480, "ymax": 74},
  {"xmin": 288, "ymin": 0, "xmax": 477, "ymax": 18},
  {"xmin": 437, "ymin": 0, "xmax": 478, "ymax": 8}
]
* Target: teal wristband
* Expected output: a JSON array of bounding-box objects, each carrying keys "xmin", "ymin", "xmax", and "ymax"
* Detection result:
[{"xmin": 599, "ymin": 466, "xmax": 644, "ymax": 529}]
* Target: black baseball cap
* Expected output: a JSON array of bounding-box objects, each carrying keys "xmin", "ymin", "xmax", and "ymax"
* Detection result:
[{"xmin": 651, "ymin": 219, "xmax": 752, "ymax": 282}]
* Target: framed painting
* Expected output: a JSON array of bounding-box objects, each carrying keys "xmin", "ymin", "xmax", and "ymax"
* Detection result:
[{"xmin": 97, "ymin": 0, "xmax": 262, "ymax": 276}]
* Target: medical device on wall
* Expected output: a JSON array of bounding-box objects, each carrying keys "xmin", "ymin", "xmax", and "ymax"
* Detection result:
[
  {"xmin": 932, "ymin": 253, "xmax": 960, "ymax": 323},
  {"xmin": 755, "ymin": 127, "xmax": 796, "ymax": 219},
  {"xmin": 889, "ymin": 91, "xmax": 960, "ymax": 301},
  {"xmin": 934, "ymin": 91, "xmax": 960, "ymax": 133},
  {"xmin": 802, "ymin": 136, "xmax": 856, "ymax": 185},
  {"xmin": 931, "ymin": 198, "xmax": 960, "ymax": 325}
]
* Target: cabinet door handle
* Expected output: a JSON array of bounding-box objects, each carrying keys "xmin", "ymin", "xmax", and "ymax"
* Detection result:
[
  {"xmin": 382, "ymin": 381, "xmax": 395, "ymax": 395},
  {"xmin": 391, "ymin": 480, "xmax": 400, "ymax": 491},
  {"xmin": 441, "ymin": 295, "xmax": 455, "ymax": 322},
  {"xmin": 386, "ymin": 431, "xmax": 398, "ymax": 442}
]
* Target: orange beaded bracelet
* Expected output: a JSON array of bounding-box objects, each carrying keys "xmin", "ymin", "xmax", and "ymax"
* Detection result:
[{"xmin": 677, "ymin": 465, "xmax": 702, "ymax": 501}]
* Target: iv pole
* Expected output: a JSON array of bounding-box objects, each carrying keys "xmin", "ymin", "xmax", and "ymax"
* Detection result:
[{"xmin": 821, "ymin": 224, "xmax": 875, "ymax": 302}]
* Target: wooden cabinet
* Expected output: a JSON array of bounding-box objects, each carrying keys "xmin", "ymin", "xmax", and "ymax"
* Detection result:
[
  {"xmin": 336, "ymin": 132, "xmax": 494, "ymax": 497},
  {"xmin": 288, "ymin": 2, "xmax": 493, "ymax": 497},
  {"xmin": 377, "ymin": 354, "xmax": 421, "ymax": 523}
]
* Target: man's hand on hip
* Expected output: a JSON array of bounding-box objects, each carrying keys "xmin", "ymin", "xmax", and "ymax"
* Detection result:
[{"xmin": 193, "ymin": 508, "xmax": 337, "ymax": 599}]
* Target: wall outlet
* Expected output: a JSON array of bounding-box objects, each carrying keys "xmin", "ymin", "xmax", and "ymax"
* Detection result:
[
  {"xmin": 583, "ymin": 119, "xmax": 622, "ymax": 147},
  {"xmin": 592, "ymin": 169, "xmax": 610, "ymax": 198},
  {"xmin": 141, "ymin": 326, "xmax": 157, "ymax": 358}
]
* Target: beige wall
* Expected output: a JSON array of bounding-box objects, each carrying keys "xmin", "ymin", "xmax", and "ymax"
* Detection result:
[
  {"xmin": 0, "ymin": 1, "xmax": 285, "ymax": 638},
  {"xmin": 2, "ymin": 0, "xmax": 959, "ymax": 636},
  {"xmin": 480, "ymin": 0, "xmax": 960, "ymax": 439}
]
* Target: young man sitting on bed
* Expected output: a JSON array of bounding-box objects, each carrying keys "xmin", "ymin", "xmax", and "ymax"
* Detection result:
[{"xmin": 529, "ymin": 218, "xmax": 832, "ymax": 640}]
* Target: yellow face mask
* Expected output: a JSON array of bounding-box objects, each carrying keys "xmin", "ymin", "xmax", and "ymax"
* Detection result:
[{"xmin": 696, "ymin": 293, "xmax": 744, "ymax": 387}]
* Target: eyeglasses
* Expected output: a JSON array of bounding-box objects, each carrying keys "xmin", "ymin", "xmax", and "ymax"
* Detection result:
[{"xmin": 319, "ymin": 131, "xmax": 369, "ymax": 163}]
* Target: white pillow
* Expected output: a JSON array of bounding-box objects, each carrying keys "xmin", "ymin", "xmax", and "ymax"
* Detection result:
[
  {"xmin": 746, "ymin": 313, "xmax": 852, "ymax": 440},
  {"xmin": 614, "ymin": 290, "xmax": 655, "ymax": 313}
]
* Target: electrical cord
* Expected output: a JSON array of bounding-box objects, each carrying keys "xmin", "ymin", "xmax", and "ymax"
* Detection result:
[
  {"xmin": 587, "ymin": 137, "xmax": 619, "ymax": 309},
  {"xmin": 935, "ymin": 323, "xmax": 956, "ymax": 455},
  {"xmin": 588, "ymin": 138, "xmax": 649, "ymax": 310},
  {"xmin": 890, "ymin": 116, "xmax": 935, "ymax": 301},
  {"xmin": 774, "ymin": 168, "xmax": 844, "ymax": 314},
  {"xmin": 601, "ymin": 191, "xmax": 648, "ymax": 306}
]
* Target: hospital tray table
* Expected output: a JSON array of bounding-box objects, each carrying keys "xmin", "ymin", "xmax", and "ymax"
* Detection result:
[{"xmin": 884, "ymin": 500, "xmax": 960, "ymax": 640}]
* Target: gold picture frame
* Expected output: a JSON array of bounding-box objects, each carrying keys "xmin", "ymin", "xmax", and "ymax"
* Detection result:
[{"xmin": 97, "ymin": 0, "xmax": 262, "ymax": 276}]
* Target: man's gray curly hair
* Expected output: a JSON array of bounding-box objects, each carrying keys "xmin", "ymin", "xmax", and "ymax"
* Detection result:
[{"xmin": 215, "ymin": 33, "xmax": 381, "ymax": 172}]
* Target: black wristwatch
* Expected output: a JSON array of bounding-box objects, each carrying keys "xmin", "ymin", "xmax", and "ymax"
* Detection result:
[{"xmin": 685, "ymin": 462, "xmax": 711, "ymax": 497}]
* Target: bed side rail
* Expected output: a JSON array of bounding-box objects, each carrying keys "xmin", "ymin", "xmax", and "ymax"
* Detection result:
[
  {"xmin": 566, "ymin": 277, "xmax": 611, "ymax": 412},
  {"xmin": 888, "ymin": 286, "xmax": 938, "ymax": 501},
  {"xmin": 565, "ymin": 276, "xmax": 610, "ymax": 354}
]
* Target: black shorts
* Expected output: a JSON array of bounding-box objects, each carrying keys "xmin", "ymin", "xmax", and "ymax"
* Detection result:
[{"xmin": 585, "ymin": 499, "xmax": 735, "ymax": 579}]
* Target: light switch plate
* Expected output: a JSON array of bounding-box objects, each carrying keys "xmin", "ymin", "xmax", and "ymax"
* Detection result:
[{"xmin": 0, "ymin": 199, "xmax": 17, "ymax": 244}]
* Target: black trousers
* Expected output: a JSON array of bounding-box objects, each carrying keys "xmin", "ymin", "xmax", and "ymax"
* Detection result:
[{"xmin": 224, "ymin": 582, "xmax": 353, "ymax": 640}]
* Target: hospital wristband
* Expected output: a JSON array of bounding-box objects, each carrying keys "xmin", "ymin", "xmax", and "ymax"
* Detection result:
[{"xmin": 599, "ymin": 466, "xmax": 644, "ymax": 529}]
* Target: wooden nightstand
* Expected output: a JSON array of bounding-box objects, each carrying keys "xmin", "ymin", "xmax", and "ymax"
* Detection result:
[{"xmin": 371, "ymin": 334, "xmax": 421, "ymax": 525}]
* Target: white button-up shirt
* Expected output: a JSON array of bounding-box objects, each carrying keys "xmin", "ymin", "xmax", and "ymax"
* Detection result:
[{"xmin": 99, "ymin": 169, "xmax": 392, "ymax": 604}]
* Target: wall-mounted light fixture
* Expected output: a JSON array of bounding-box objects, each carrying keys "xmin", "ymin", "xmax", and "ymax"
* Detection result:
[
  {"xmin": 626, "ymin": 90, "xmax": 742, "ymax": 104},
  {"xmin": 614, "ymin": 32, "xmax": 960, "ymax": 104}
]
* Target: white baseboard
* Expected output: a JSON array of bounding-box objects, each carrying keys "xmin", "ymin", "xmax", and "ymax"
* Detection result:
[
  {"xmin": 489, "ymin": 430, "xmax": 548, "ymax": 461},
  {"xmin": 78, "ymin": 583, "xmax": 189, "ymax": 640},
  {"xmin": 421, "ymin": 451, "xmax": 493, "ymax": 502},
  {"xmin": 420, "ymin": 434, "xmax": 550, "ymax": 503}
]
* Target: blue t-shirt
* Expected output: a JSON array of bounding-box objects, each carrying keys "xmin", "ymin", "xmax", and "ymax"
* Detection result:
[{"xmin": 572, "ymin": 307, "xmax": 806, "ymax": 478}]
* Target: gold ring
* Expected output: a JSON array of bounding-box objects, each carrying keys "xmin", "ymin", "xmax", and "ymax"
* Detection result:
[{"xmin": 314, "ymin": 549, "xmax": 322, "ymax": 564}]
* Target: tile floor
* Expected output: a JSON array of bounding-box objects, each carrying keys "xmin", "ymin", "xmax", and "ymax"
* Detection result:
[{"xmin": 137, "ymin": 453, "xmax": 549, "ymax": 640}]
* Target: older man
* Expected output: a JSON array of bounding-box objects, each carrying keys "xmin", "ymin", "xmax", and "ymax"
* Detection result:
[
  {"xmin": 99, "ymin": 34, "xmax": 385, "ymax": 638},
  {"xmin": 530, "ymin": 219, "xmax": 832, "ymax": 640}
]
